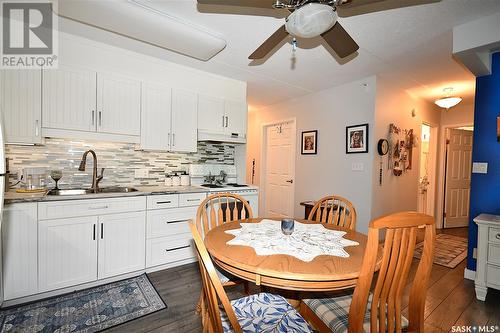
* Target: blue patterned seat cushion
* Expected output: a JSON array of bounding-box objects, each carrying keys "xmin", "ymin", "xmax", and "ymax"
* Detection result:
[
  {"xmin": 220, "ymin": 293, "xmax": 312, "ymax": 333},
  {"xmin": 303, "ymin": 294, "xmax": 409, "ymax": 333}
]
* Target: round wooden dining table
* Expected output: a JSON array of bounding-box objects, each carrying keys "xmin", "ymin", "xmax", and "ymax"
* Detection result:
[{"xmin": 204, "ymin": 218, "xmax": 382, "ymax": 292}]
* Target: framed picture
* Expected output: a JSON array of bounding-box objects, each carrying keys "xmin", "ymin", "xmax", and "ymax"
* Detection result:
[
  {"xmin": 346, "ymin": 124, "xmax": 369, "ymax": 154},
  {"xmin": 497, "ymin": 116, "xmax": 500, "ymax": 142},
  {"xmin": 301, "ymin": 130, "xmax": 318, "ymax": 155}
]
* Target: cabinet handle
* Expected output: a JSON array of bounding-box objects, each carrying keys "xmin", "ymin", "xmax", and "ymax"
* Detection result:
[
  {"xmin": 225, "ymin": 116, "xmax": 228, "ymax": 128},
  {"xmin": 93, "ymin": 224, "xmax": 96, "ymax": 240},
  {"xmin": 35, "ymin": 120, "xmax": 39, "ymax": 136},
  {"xmin": 156, "ymin": 201, "xmax": 172, "ymax": 205},
  {"xmin": 98, "ymin": 111, "xmax": 102, "ymax": 126},
  {"xmin": 222, "ymin": 115, "xmax": 225, "ymax": 128},
  {"xmin": 168, "ymin": 133, "xmax": 171, "ymax": 147},
  {"xmin": 101, "ymin": 223, "xmax": 104, "ymax": 239},
  {"xmin": 172, "ymin": 133, "xmax": 175, "ymax": 147},
  {"xmin": 186, "ymin": 199, "xmax": 199, "ymax": 202},
  {"xmin": 496, "ymin": 233, "xmax": 500, "ymax": 240},
  {"xmin": 166, "ymin": 220, "xmax": 185, "ymax": 224},
  {"xmin": 165, "ymin": 245, "xmax": 190, "ymax": 252},
  {"xmin": 91, "ymin": 110, "xmax": 95, "ymax": 126},
  {"xmin": 89, "ymin": 205, "xmax": 108, "ymax": 210}
]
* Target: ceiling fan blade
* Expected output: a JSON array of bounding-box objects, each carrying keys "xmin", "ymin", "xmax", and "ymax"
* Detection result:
[
  {"xmin": 337, "ymin": 0, "xmax": 441, "ymax": 17},
  {"xmin": 321, "ymin": 22, "xmax": 359, "ymax": 58},
  {"xmin": 197, "ymin": 0, "xmax": 276, "ymax": 9},
  {"xmin": 249, "ymin": 25, "xmax": 289, "ymax": 60}
]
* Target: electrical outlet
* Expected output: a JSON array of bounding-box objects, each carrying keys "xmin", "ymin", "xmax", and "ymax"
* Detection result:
[
  {"xmin": 472, "ymin": 162, "xmax": 488, "ymax": 174},
  {"xmin": 134, "ymin": 169, "xmax": 149, "ymax": 178}
]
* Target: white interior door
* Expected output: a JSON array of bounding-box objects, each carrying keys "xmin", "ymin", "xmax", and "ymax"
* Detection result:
[
  {"xmin": 264, "ymin": 121, "xmax": 295, "ymax": 218},
  {"xmin": 444, "ymin": 128, "xmax": 473, "ymax": 228}
]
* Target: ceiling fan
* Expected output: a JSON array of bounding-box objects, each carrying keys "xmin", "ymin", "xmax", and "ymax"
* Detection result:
[{"xmin": 197, "ymin": 0, "xmax": 440, "ymax": 60}]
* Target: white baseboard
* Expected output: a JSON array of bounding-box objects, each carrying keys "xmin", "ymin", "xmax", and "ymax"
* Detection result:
[{"xmin": 464, "ymin": 268, "xmax": 476, "ymax": 281}]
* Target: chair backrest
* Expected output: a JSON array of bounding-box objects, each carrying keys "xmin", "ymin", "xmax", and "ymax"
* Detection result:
[
  {"xmin": 307, "ymin": 195, "xmax": 357, "ymax": 230},
  {"xmin": 196, "ymin": 193, "xmax": 253, "ymax": 237},
  {"xmin": 189, "ymin": 222, "xmax": 243, "ymax": 333},
  {"xmin": 348, "ymin": 212, "xmax": 435, "ymax": 333}
]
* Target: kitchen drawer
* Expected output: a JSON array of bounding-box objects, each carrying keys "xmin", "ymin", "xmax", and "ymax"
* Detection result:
[
  {"xmin": 489, "ymin": 227, "xmax": 500, "ymax": 243},
  {"xmin": 38, "ymin": 196, "xmax": 146, "ymax": 220},
  {"xmin": 147, "ymin": 207, "xmax": 197, "ymax": 239},
  {"xmin": 488, "ymin": 244, "xmax": 500, "ymax": 265},
  {"xmin": 486, "ymin": 264, "xmax": 500, "ymax": 288},
  {"xmin": 179, "ymin": 192, "xmax": 206, "ymax": 207},
  {"xmin": 147, "ymin": 194, "xmax": 179, "ymax": 210},
  {"xmin": 146, "ymin": 233, "xmax": 195, "ymax": 268}
]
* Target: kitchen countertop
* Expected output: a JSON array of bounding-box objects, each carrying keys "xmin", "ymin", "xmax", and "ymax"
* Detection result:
[{"xmin": 4, "ymin": 185, "xmax": 211, "ymax": 204}]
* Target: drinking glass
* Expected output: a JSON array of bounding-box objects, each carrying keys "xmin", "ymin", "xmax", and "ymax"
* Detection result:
[
  {"xmin": 50, "ymin": 170, "xmax": 63, "ymax": 190},
  {"xmin": 281, "ymin": 219, "xmax": 295, "ymax": 236}
]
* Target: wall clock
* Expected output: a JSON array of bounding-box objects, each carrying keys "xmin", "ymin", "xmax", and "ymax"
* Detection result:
[{"xmin": 377, "ymin": 139, "xmax": 389, "ymax": 156}]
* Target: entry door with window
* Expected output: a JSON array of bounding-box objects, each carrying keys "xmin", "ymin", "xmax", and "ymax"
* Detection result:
[
  {"xmin": 264, "ymin": 121, "xmax": 295, "ymax": 218},
  {"xmin": 444, "ymin": 129, "xmax": 473, "ymax": 228}
]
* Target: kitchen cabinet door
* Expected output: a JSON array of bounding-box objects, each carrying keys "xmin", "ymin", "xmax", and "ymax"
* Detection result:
[
  {"xmin": 0, "ymin": 70, "xmax": 42, "ymax": 144},
  {"xmin": 97, "ymin": 73, "xmax": 141, "ymax": 136},
  {"xmin": 224, "ymin": 100, "xmax": 247, "ymax": 137},
  {"xmin": 42, "ymin": 65, "xmax": 97, "ymax": 132},
  {"xmin": 141, "ymin": 83, "xmax": 172, "ymax": 151},
  {"xmin": 198, "ymin": 94, "xmax": 225, "ymax": 135},
  {"xmin": 38, "ymin": 216, "xmax": 98, "ymax": 292},
  {"xmin": 98, "ymin": 211, "xmax": 146, "ymax": 280},
  {"xmin": 171, "ymin": 89, "xmax": 197, "ymax": 152},
  {"xmin": 2, "ymin": 203, "xmax": 38, "ymax": 300}
]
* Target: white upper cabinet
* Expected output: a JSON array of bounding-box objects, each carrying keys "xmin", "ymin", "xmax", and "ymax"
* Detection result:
[
  {"xmin": 198, "ymin": 95, "xmax": 225, "ymax": 135},
  {"xmin": 141, "ymin": 82, "xmax": 172, "ymax": 151},
  {"xmin": 42, "ymin": 65, "xmax": 97, "ymax": 132},
  {"xmin": 0, "ymin": 70, "xmax": 42, "ymax": 144},
  {"xmin": 197, "ymin": 94, "xmax": 247, "ymax": 142},
  {"xmin": 225, "ymin": 100, "xmax": 247, "ymax": 137},
  {"xmin": 97, "ymin": 73, "xmax": 141, "ymax": 136},
  {"xmin": 171, "ymin": 89, "xmax": 197, "ymax": 152}
]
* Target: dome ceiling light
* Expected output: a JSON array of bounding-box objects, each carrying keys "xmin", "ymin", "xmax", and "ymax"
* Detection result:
[{"xmin": 435, "ymin": 87, "xmax": 462, "ymax": 110}]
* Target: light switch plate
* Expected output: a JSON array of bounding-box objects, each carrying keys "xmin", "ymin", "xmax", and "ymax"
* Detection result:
[
  {"xmin": 352, "ymin": 162, "xmax": 364, "ymax": 171},
  {"xmin": 472, "ymin": 162, "xmax": 488, "ymax": 174}
]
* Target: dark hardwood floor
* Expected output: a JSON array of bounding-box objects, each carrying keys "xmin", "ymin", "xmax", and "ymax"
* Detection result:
[{"xmin": 108, "ymin": 227, "xmax": 500, "ymax": 333}]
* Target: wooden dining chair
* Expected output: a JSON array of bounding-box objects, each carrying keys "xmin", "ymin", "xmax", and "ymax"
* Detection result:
[
  {"xmin": 307, "ymin": 195, "xmax": 357, "ymax": 230},
  {"xmin": 300, "ymin": 211, "xmax": 436, "ymax": 333},
  {"xmin": 195, "ymin": 193, "xmax": 253, "ymax": 238},
  {"xmin": 189, "ymin": 223, "xmax": 313, "ymax": 333},
  {"xmin": 195, "ymin": 193, "xmax": 253, "ymax": 313}
]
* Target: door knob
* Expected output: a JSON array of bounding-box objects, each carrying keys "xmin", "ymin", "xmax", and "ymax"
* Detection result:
[{"xmin": 286, "ymin": 179, "xmax": 294, "ymax": 184}]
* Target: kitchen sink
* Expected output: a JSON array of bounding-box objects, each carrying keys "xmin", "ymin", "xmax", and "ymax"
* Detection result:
[
  {"xmin": 47, "ymin": 187, "xmax": 138, "ymax": 196},
  {"xmin": 99, "ymin": 187, "xmax": 138, "ymax": 193}
]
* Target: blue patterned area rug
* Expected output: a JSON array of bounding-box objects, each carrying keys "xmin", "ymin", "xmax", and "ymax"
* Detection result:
[{"xmin": 0, "ymin": 274, "xmax": 166, "ymax": 333}]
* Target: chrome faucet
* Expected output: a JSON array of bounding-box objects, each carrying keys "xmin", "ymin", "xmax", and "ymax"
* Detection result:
[{"xmin": 78, "ymin": 150, "xmax": 105, "ymax": 193}]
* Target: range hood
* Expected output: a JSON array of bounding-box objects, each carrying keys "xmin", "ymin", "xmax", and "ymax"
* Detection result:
[{"xmin": 197, "ymin": 131, "xmax": 246, "ymax": 144}]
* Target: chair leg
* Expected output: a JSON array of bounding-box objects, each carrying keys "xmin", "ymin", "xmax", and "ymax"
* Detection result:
[{"xmin": 243, "ymin": 281, "xmax": 250, "ymax": 295}]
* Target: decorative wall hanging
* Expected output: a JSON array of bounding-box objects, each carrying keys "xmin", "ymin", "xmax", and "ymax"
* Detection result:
[
  {"xmin": 301, "ymin": 130, "xmax": 318, "ymax": 155},
  {"xmin": 388, "ymin": 123, "xmax": 416, "ymax": 177},
  {"xmin": 346, "ymin": 124, "xmax": 369, "ymax": 154},
  {"xmin": 377, "ymin": 139, "xmax": 389, "ymax": 185}
]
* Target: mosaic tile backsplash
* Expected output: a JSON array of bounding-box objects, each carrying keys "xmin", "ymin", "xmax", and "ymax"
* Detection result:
[{"xmin": 6, "ymin": 138, "xmax": 235, "ymax": 189}]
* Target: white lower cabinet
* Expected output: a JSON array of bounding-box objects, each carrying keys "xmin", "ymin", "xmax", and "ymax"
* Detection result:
[
  {"xmin": 2, "ymin": 203, "xmax": 38, "ymax": 300},
  {"xmin": 98, "ymin": 212, "xmax": 146, "ymax": 280},
  {"xmin": 38, "ymin": 216, "xmax": 99, "ymax": 292}
]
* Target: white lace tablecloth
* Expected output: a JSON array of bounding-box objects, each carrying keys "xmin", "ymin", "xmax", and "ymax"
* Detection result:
[{"xmin": 225, "ymin": 219, "xmax": 359, "ymax": 262}]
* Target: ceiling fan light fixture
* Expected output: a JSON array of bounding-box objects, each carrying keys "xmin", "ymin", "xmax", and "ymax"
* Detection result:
[{"xmin": 285, "ymin": 3, "xmax": 337, "ymax": 39}]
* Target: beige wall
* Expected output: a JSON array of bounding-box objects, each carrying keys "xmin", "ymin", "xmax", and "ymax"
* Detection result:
[
  {"xmin": 370, "ymin": 77, "xmax": 442, "ymax": 220},
  {"xmin": 440, "ymin": 103, "xmax": 474, "ymax": 127},
  {"xmin": 246, "ymin": 77, "xmax": 377, "ymax": 233}
]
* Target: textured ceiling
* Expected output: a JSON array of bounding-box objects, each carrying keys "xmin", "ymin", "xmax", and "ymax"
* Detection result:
[{"xmin": 59, "ymin": 0, "xmax": 500, "ymax": 109}]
